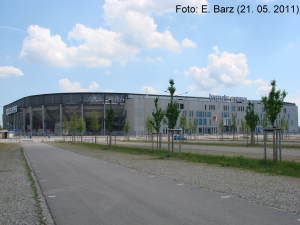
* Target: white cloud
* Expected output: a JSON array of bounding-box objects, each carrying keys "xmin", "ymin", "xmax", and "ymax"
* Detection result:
[
  {"xmin": 191, "ymin": 25, "xmax": 197, "ymax": 29},
  {"xmin": 20, "ymin": 0, "xmax": 209, "ymax": 67},
  {"xmin": 105, "ymin": 71, "xmax": 112, "ymax": 75},
  {"xmin": 147, "ymin": 57, "xmax": 163, "ymax": 63},
  {"xmin": 0, "ymin": 26, "xmax": 25, "ymax": 32},
  {"xmin": 88, "ymin": 81, "xmax": 99, "ymax": 91},
  {"xmin": 141, "ymin": 86, "xmax": 157, "ymax": 94},
  {"xmin": 147, "ymin": 57, "xmax": 155, "ymax": 63},
  {"xmin": 185, "ymin": 48, "xmax": 254, "ymax": 92},
  {"xmin": 212, "ymin": 46, "xmax": 220, "ymax": 54},
  {"xmin": 59, "ymin": 78, "xmax": 99, "ymax": 92},
  {"xmin": 173, "ymin": 70, "xmax": 179, "ymax": 73},
  {"xmin": 0, "ymin": 66, "xmax": 24, "ymax": 77},
  {"xmin": 181, "ymin": 38, "xmax": 197, "ymax": 48},
  {"xmin": 157, "ymin": 57, "xmax": 164, "ymax": 63},
  {"xmin": 297, "ymin": 90, "xmax": 300, "ymax": 93},
  {"xmin": 255, "ymin": 84, "xmax": 272, "ymax": 95},
  {"xmin": 20, "ymin": 24, "xmax": 137, "ymax": 67},
  {"xmin": 103, "ymin": 90, "xmax": 113, "ymax": 92}
]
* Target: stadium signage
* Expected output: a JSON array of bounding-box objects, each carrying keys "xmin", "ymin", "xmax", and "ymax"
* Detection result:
[
  {"xmin": 209, "ymin": 94, "xmax": 247, "ymax": 103},
  {"xmin": 6, "ymin": 105, "xmax": 18, "ymax": 115}
]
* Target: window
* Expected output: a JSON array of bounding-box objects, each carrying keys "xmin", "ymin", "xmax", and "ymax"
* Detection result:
[
  {"xmin": 228, "ymin": 119, "xmax": 231, "ymax": 126},
  {"xmin": 209, "ymin": 119, "xmax": 211, "ymax": 125},
  {"xmin": 205, "ymin": 105, "xmax": 206, "ymax": 110},
  {"xmin": 180, "ymin": 104, "xmax": 184, "ymax": 109},
  {"xmin": 209, "ymin": 105, "xmax": 215, "ymax": 110},
  {"xmin": 288, "ymin": 114, "xmax": 290, "ymax": 119},
  {"xmin": 207, "ymin": 112, "xmax": 211, "ymax": 117},
  {"xmin": 283, "ymin": 108, "xmax": 287, "ymax": 113},
  {"xmin": 224, "ymin": 112, "xmax": 227, "ymax": 118},
  {"xmin": 203, "ymin": 119, "xmax": 207, "ymax": 125},
  {"xmin": 199, "ymin": 111, "xmax": 202, "ymax": 117},
  {"xmin": 232, "ymin": 106, "xmax": 235, "ymax": 111},
  {"xmin": 198, "ymin": 119, "xmax": 202, "ymax": 125},
  {"xmin": 199, "ymin": 127, "xmax": 202, "ymax": 133},
  {"xmin": 278, "ymin": 114, "xmax": 281, "ymax": 119}
]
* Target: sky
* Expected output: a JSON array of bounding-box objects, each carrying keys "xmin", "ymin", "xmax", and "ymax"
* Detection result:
[{"xmin": 1, "ymin": 0, "xmax": 300, "ymax": 126}]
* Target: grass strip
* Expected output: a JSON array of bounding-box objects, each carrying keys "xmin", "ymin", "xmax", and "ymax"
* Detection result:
[
  {"xmin": 126, "ymin": 140, "xmax": 300, "ymax": 149},
  {"xmin": 21, "ymin": 148, "xmax": 46, "ymax": 225},
  {"xmin": 66, "ymin": 142, "xmax": 300, "ymax": 178}
]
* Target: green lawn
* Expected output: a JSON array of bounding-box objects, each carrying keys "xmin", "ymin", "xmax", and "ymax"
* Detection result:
[{"xmin": 66, "ymin": 142, "xmax": 300, "ymax": 178}]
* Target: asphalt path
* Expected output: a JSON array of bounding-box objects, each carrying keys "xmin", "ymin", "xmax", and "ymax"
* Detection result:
[
  {"xmin": 113, "ymin": 141, "xmax": 300, "ymax": 157},
  {"xmin": 23, "ymin": 143, "xmax": 300, "ymax": 225}
]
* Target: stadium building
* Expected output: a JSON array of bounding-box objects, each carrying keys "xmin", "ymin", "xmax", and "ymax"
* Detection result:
[{"xmin": 2, "ymin": 92, "xmax": 299, "ymax": 136}]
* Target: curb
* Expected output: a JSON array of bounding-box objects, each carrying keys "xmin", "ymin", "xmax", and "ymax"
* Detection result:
[{"xmin": 22, "ymin": 145, "xmax": 55, "ymax": 225}]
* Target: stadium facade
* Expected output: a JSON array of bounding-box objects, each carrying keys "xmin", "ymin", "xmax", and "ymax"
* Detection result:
[{"xmin": 2, "ymin": 92, "xmax": 299, "ymax": 136}]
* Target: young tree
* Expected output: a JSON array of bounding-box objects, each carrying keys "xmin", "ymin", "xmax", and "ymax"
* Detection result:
[
  {"xmin": 280, "ymin": 117, "xmax": 287, "ymax": 139},
  {"xmin": 261, "ymin": 79, "xmax": 287, "ymax": 160},
  {"xmin": 62, "ymin": 118, "xmax": 68, "ymax": 142},
  {"xmin": 77, "ymin": 118, "xmax": 85, "ymax": 143},
  {"xmin": 262, "ymin": 113, "xmax": 269, "ymax": 141},
  {"xmin": 188, "ymin": 119, "xmax": 193, "ymax": 136},
  {"xmin": 105, "ymin": 100, "xmax": 115, "ymax": 149},
  {"xmin": 231, "ymin": 114, "xmax": 237, "ymax": 140},
  {"xmin": 70, "ymin": 111, "xmax": 78, "ymax": 144},
  {"xmin": 219, "ymin": 119, "xmax": 224, "ymax": 140},
  {"xmin": 145, "ymin": 115, "xmax": 154, "ymax": 141},
  {"xmin": 285, "ymin": 121, "xmax": 289, "ymax": 138},
  {"xmin": 165, "ymin": 79, "xmax": 181, "ymax": 156},
  {"xmin": 0, "ymin": 125, "xmax": 3, "ymax": 130},
  {"xmin": 245, "ymin": 102, "xmax": 260, "ymax": 145},
  {"xmin": 91, "ymin": 111, "xmax": 100, "ymax": 144},
  {"xmin": 193, "ymin": 118, "xmax": 198, "ymax": 140},
  {"xmin": 179, "ymin": 113, "xmax": 187, "ymax": 141},
  {"xmin": 262, "ymin": 113, "xmax": 269, "ymax": 129},
  {"xmin": 149, "ymin": 97, "xmax": 165, "ymax": 149},
  {"xmin": 124, "ymin": 120, "xmax": 130, "ymax": 141},
  {"xmin": 261, "ymin": 79, "xmax": 287, "ymax": 128},
  {"xmin": 165, "ymin": 79, "xmax": 181, "ymax": 129},
  {"xmin": 242, "ymin": 120, "xmax": 250, "ymax": 141}
]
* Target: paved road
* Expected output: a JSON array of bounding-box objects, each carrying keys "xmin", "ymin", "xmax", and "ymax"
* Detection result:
[
  {"xmin": 23, "ymin": 143, "xmax": 300, "ymax": 225},
  {"xmin": 113, "ymin": 141, "xmax": 300, "ymax": 157}
]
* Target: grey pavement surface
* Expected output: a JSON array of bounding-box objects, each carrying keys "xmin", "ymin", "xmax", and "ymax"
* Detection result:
[
  {"xmin": 23, "ymin": 143, "xmax": 300, "ymax": 225},
  {"xmin": 112, "ymin": 141, "xmax": 300, "ymax": 157}
]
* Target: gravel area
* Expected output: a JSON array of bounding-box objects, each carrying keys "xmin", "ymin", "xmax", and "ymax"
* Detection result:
[
  {"xmin": 0, "ymin": 143, "xmax": 39, "ymax": 224},
  {"xmin": 49, "ymin": 142, "xmax": 300, "ymax": 215},
  {"xmin": 0, "ymin": 143, "xmax": 54, "ymax": 225}
]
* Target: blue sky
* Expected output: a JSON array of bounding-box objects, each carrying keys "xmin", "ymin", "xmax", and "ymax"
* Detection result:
[{"xmin": 1, "ymin": 0, "xmax": 299, "ymax": 126}]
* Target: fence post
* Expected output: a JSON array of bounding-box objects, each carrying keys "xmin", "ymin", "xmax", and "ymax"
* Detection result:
[
  {"xmin": 264, "ymin": 130, "xmax": 267, "ymax": 162},
  {"xmin": 279, "ymin": 129, "xmax": 282, "ymax": 162},
  {"xmin": 179, "ymin": 130, "xmax": 181, "ymax": 157}
]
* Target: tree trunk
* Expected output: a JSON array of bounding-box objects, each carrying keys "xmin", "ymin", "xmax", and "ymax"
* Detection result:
[
  {"xmin": 172, "ymin": 131, "xmax": 174, "ymax": 157},
  {"xmin": 157, "ymin": 133, "xmax": 158, "ymax": 150},
  {"xmin": 273, "ymin": 130, "xmax": 276, "ymax": 161},
  {"xmin": 251, "ymin": 130, "xmax": 255, "ymax": 145},
  {"xmin": 109, "ymin": 133, "xmax": 112, "ymax": 149},
  {"xmin": 81, "ymin": 134, "xmax": 82, "ymax": 143}
]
